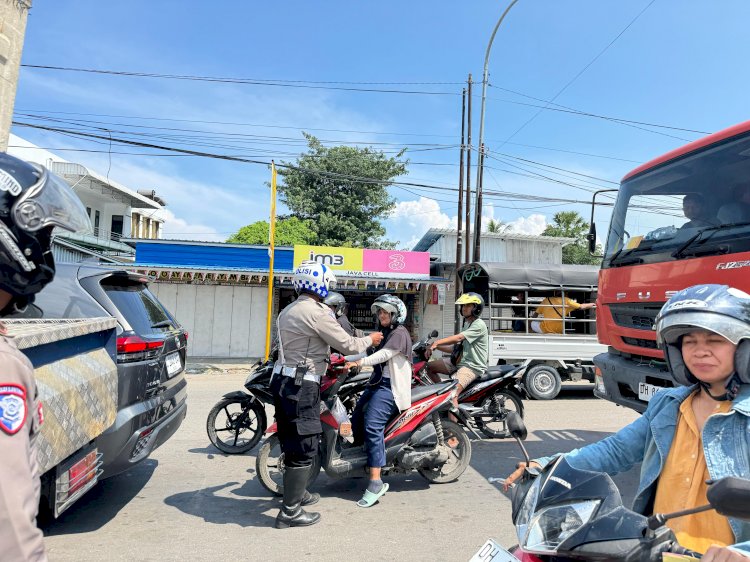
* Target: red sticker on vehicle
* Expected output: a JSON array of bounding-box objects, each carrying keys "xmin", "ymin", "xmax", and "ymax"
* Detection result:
[{"xmin": 0, "ymin": 384, "xmax": 27, "ymax": 435}]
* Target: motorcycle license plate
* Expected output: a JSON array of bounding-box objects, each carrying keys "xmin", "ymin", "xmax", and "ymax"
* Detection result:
[{"xmin": 469, "ymin": 538, "xmax": 517, "ymax": 562}]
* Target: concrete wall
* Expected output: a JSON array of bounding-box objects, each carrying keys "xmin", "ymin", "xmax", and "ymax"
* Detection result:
[
  {"xmin": 0, "ymin": 1, "xmax": 31, "ymax": 151},
  {"xmin": 149, "ymin": 282, "xmax": 269, "ymax": 359}
]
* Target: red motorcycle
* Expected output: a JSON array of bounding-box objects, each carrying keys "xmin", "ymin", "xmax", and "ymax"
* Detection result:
[
  {"xmin": 255, "ymin": 359, "xmax": 472, "ymax": 495},
  {"xmin": 412, "ymin": 330, "xmax": 525, "ymax": 439}
]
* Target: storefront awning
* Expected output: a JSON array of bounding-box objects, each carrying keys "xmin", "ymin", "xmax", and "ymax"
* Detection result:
[{"xmin": 128, "ymin": 264, "xmax": 450, "ymax": 289}]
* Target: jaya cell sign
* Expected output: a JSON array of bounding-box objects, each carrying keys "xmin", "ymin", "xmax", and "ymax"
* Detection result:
[{"xmin": 293, "ymin": 245, "xmax": 430, "ymax": 279}]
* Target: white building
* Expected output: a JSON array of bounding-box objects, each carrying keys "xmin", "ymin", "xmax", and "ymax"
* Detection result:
[{"xmin": 8, "ymin": 134, "xmax": 166, "ymax": 262}]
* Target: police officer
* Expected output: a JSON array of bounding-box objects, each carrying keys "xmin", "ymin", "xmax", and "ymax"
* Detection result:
[
  {"xmin": 0, "ymin": 152, "xmax": 91, "ymax": 560},
  {"xmin": 272, "ymin": 261, "xmax": 382, "ymax": 528}
]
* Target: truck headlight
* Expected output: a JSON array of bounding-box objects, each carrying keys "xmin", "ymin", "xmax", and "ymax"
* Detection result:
[{"xmin": 521, "ymin": 500, "xmax": 600, "ymax": 554}]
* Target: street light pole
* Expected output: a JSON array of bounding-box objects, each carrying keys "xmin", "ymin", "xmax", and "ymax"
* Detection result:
[{"xmin": 473, "ymin": 0, "xmax": 520, "ymax": 261}]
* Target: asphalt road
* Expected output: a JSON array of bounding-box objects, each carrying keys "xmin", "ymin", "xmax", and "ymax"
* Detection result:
[{"xmin": 42, "ymin": 372, "xmax": 639, "ymax": 562}]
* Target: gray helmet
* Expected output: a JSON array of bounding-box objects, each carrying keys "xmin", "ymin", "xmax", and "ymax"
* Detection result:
[
  {"xmin": 371, "ymin": 294, "xmax": 407, "ymax": 327},
  {"xmin": 323, "ymin": 291, "xmax": 347, "ymax": 317},
  {"xmin": 655, "ymin": 284, "xmax": 750, "ymax": 386}
]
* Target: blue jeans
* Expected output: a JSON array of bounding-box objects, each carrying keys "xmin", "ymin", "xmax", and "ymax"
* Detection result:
[{"xmin": 351, "ymin": 378, "xmax": 398, "ymax": 468}]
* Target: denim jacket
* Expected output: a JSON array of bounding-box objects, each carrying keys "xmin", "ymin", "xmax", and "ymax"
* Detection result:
[{"xmin": 536, "ymin": 384, "xmax": 750, "ymax": 555}]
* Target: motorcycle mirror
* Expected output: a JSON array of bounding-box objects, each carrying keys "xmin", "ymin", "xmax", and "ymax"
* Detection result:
[
  {"xmin": 707, "ymin": 477, "xmax": 750, "ymax": 520},
  {"xmin": 430, "ymin": 330, "xmax": 438, "ymax": 338},
  {"xmin": 507, "ymin": 412, "xmax": 527, "ymax": 440}
]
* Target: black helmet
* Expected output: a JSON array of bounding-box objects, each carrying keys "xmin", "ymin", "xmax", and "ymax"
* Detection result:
[
  {"xmin": 0, "ymin": 153, "xmax": 90, "ymax": 312},
  {"xmin": 655, "ymin": 284, "xmax": 750, "ymax": 387},
  {"xmin": 323, "ymin": 291, "xmax": 347, "ymax": 317},
  {"xmin": 455, "ymin": 292, "xmax": 484, "ymax": 317}
]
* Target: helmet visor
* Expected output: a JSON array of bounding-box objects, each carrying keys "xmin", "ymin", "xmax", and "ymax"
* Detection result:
[
  {"xmin": 12, "ymin": 167, "xmax": 91, "ymax": 233},
  {"xmin": 656, "ymin": 311, "xmax": 750, "ymax": 346}
]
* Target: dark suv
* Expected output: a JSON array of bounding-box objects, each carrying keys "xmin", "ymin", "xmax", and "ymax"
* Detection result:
[{"xmin": 26, "ymin": 262, "xmax": 188, "ymax": 481}]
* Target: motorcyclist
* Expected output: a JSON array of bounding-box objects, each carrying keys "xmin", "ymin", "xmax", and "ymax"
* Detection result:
[
  {"xmin": 426, "ymin": 292, "xmax": 489, "ymax": 411},
  {"xmin": 271, "ymin": 260, "xmax": 382, "ymax": 528},
  {"xmin": 345, "ymin": 294, "xmax": 412, "ymax": 508},
  {"xmin": 322, "ymin": 291, "xmax": 356, "ymax": 337},
  {"xmin": 0, "ymin": 152, "xmax": 91, "ymax": 561},
  {"xmin": 503, "ymin": 284, "xmax": 750, "ymax": 559}
]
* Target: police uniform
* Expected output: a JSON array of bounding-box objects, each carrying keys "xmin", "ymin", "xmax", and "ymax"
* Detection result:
[
  {"xmin": 0, "ymin": 322, "xmax": 46, "ymax": 562},
  {"xmin": 272, "ymin": 294, "xmax": 373, "ymax": 467}
]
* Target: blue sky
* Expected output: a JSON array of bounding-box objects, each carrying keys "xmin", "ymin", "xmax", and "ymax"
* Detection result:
[{"xmin": 11, "ymin": 1, "xmax": 750, "ymax": 248}]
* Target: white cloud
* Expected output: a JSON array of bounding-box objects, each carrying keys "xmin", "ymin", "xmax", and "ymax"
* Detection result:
[
  {"xmin": 505, "ymin": 214, "xmax": 547, "ymax": 235},
  {"xmin": 154, "ymin": 209, "xmax": 224, "ymax": 242}
]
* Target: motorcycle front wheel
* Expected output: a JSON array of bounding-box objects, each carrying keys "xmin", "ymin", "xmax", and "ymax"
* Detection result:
[
  {"xmin": 417, "ymin": 419, "xmax": 472, "ymax": 484},
  {"xmin": 206, "ymin": 396, "xmax": 266, "ymax": 454},
  {"xmin": 255, "ymin": 434, "xmax": 322, "ymax": 496},
  {"xmin": 474, "ymin": 389, "xmax": 524, "ymax": 439}
]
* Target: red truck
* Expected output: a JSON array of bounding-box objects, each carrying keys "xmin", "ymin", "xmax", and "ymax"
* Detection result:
[{"xmin": 590, "ymin": 119, "xmax": 750, "ymax": 412}]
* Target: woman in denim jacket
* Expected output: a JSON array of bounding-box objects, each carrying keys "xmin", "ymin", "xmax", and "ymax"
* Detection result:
[{"xmin": 504, "ymin": 284, "xmax": 750, "ymax": 560}]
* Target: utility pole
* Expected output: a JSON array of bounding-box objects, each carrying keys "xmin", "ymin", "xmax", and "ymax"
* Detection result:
[
  {"xmin": 454, "ymin": 88, "xmax": 467, "ymax": 333},
  {"xmin": 474, "ymin": 0, "xmax": 520, "ymax": 262},
  {"xmin": 474, "ymin": 143, "xmax": 486, "ymax": 261},
  {"xmin": 464, "ymin": 74, "xmax": 473, "ymax": 265}
]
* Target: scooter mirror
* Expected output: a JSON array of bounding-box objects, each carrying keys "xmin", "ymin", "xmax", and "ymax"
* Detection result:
[
  {"xmin": 507, "ymin": 412, "xmax": 527, "ymax": 440},
  {"xmin": 430, "ymin": 330, "xmax": 438, "ymax": 338},
  {"xmin": 707, "ymin": 477, "xmax": 750, "ymax": 520}
]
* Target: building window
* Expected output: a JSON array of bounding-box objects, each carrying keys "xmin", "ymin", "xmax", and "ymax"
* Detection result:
[
  {"xmin": 111, "ymin": 215, "xmax": 124, "ymax": 241},
  {"xmin": 94, "ymin": 210, "xmax": 100, "ymax": 237},
  {"xmin": 86, "ymin": 207, "xmax": 91, "ymax": 219}
]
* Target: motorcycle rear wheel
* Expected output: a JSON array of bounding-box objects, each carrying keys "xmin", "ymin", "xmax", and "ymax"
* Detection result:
[
  {"xmin": 206, "ymin": 397, "xmax": 266, "ymax": 454},
  {"xmin": 417, "ymin": 419, "xmax": 471, "ymax": 484},
  {"xmin": 474, "ymin": 389, "xmax": 524, "ymax": 439},
  {"xmin": 256, "ymin": 434, "xmax": 322, "ymax": 496}
]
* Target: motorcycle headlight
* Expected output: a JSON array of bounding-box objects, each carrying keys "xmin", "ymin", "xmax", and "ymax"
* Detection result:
[
  {"xmin": 514, "ymin": 475, "xmax": 541, "ymax": 542},
  {"xmin": 521, "ymin": 500, "xmax": 600, "ymax": 555}
]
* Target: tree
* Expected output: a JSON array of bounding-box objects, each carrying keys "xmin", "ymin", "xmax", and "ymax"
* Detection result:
[
  {"xmin": 277, "ymin": 133, "xmax": 407, "ymax": 248},
  {"xmin": 542, "ymin": 211, "xmax": 601, "ymax": 265},
  {"xmin": 486, "ymin": 219, "xmax": 510, "ymax": 233},
  {"xmin": 227, "ymin": 216, "xmax": 315, "ymax": 245}
]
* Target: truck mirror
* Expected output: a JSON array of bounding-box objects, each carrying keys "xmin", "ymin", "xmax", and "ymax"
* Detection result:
[{"xmin": 587, "ymin": 223, "xmax": 597, "ymax": 255}]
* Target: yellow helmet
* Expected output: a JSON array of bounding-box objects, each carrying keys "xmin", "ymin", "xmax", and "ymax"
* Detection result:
[{"xmin": 455, "ymin": 292, "xmax": 484, "ymax": 316}]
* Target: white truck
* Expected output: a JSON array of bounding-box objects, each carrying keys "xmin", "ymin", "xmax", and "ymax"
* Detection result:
[
  {"xmin": 5, "ymin": 318, "xmax": 118, "ymax": 517},
  {"xmin": 457, "ymin": 263, "xmax": 606, "ymax": 400}
]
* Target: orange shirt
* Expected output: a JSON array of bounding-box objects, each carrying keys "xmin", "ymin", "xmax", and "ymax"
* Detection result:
[
  {"xmin": 653, "ymin": 391, "xmax": 734, "ymax": 554},
  {"xmin": 535, "ymin": 297, "xmax": 580, "ymax": 334}
]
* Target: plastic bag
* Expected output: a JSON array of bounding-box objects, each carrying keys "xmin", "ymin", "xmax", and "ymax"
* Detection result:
[{"xmin": 330, "ymin": 397, "xmax": 353, "ymax": 442}]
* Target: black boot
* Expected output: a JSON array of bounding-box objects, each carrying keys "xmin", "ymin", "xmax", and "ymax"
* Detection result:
[
  {"xmin": 301, "ymin": 490, "xmax": 319, "ymax": 506},
  {"xmin": 275, "ymin": 466, "xmax": 321, "ymax": 529}
]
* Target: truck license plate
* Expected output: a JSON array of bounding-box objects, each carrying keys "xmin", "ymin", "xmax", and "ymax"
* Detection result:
[
  {"xmin": 166, "ymin": 352, "xmax": 182, "ymax": 376},
  {"xmin": 470, "ymin": 538, "xmax": 517, "ymax": 562},
  {"xmin": 638, "ymin": 382, "xmax": 662, "ymax": 402}
]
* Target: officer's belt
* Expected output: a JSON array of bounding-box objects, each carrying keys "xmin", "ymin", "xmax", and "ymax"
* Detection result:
[{"xmin": 273, "ymin": 364, "xmax": 321, "ymax": 383}]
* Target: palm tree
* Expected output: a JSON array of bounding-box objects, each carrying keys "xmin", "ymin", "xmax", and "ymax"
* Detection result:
[{"xmin": 486, "ymin": 219, "xmax": 509, "ymax": 233}]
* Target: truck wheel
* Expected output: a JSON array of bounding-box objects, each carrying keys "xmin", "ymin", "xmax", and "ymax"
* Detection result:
[{"xmin": 524, "ymin": 365, "xmax": 562, "ymax": 400}]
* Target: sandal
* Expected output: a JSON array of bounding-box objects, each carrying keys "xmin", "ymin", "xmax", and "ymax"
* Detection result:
[{"xmin": 356, "ymin": 483, "xmax": 389, "ymax": 508}]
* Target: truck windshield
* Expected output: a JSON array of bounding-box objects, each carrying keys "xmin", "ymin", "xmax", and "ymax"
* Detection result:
[{"xmin": 603, "ymin": 131, "xmax": 750, "ymax": 268}]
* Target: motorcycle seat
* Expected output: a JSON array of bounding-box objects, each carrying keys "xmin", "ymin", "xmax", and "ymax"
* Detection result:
[
  {"xmin": 473, "ymin": 364, "xmax": 518, "ymax": 384},
  {"xmin": 411, "ymin": 381, "xmax": 456, "ymax": 403},
  {"xmin": 344, "ymin": 372, "xmax": 370, "ymax": 385}
]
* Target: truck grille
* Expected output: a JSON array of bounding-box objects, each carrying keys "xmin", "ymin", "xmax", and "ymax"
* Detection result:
[
  {"xmin": 609, "ymin": 303, "xmax": 664, "ymax": 331},
  {"xmin": 622, "ymin": 336, "xmax": 659, "ymax": 349}
]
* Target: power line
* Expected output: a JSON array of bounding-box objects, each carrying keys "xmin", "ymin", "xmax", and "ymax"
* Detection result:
[{"xmin": 496, "ymin": 0, "xmax": 666, "ymax": 147}]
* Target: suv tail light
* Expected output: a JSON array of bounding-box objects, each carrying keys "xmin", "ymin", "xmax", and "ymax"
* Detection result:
[{"xmin": 117, "ymin": 334, "xmax": 164, "ymax": 362}]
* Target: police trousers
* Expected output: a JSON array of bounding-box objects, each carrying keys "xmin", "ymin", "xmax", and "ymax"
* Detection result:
[{"xmin": 271, "ymin": 375, "xmax": 321, "ymax": 468}]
